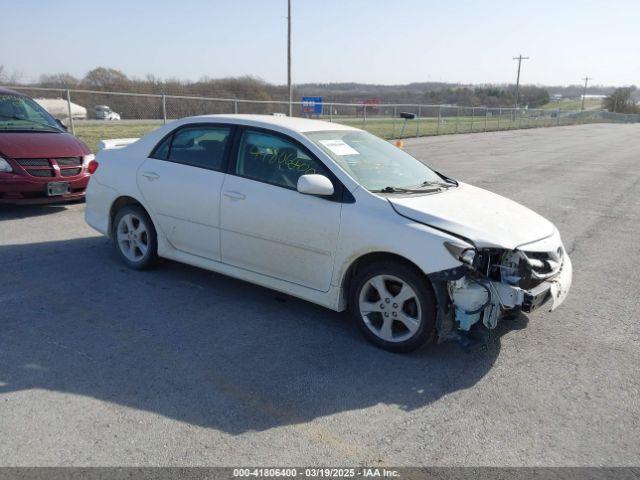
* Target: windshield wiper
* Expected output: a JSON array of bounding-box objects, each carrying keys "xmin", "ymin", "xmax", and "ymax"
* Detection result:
[
  {"xmin": 433, "ymin": 171, "xmax": 460, "ymax": 187},
  {"xmin": 372, "ymin": 180, "xmax": 453, "ymax": 193},
  {"xmin": 419, "ymin": 179, "xmax": 456, "ymax": 188},
  {"xmin": 371, "ymin": 186, "xmax": 442, "ymax": 194},
  {"xmin": 0, "ymin": 115, "xmax": 61, "ymax": 132}
]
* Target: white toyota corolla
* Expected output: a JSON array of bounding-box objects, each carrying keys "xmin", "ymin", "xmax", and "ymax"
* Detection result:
[{"xmin": 85, "ymin": 114, "xmax": 572, "ymax": 352}]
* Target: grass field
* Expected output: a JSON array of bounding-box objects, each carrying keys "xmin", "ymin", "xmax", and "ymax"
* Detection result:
[
  {"xmin": 336, "ymin": 114, "xmax": 561, "ymax": 139},
  {"xmin": 74, "ymin": 121, "xmax": 162, "ymax": 152},
  {"xmin": 73, "ymin": 112, "xmax": 600, "ymax": 152},
  {"xmin": 540, "ymin": 98, "xmax": 603, "ymax": 111}
]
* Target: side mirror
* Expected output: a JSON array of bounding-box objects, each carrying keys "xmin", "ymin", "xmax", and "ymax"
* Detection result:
[
  {"xmin": 56, "ymin": 119, "xmax": 68, "ymax": 131},
  {"xmin": 297, "ymin": 174, "xmax": 334, "ymax": 196}
]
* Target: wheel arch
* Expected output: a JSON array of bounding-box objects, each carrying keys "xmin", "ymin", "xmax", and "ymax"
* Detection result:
[
  {"xmin": 339, "ymin": 251, "xmax": 434, "ymax": 309},
  {"xmin": 108, "ymin": 195, "xmax": 151, "ymax": 237}
]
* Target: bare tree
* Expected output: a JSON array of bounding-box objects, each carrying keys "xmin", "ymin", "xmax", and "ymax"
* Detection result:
[
  {"xmin": 82, "ymin": 67, "xmax": 129, "ymax": 89},
  {"xmin": 39, "ymin": 73, "xmax": 80, "ymax": 88},
  {"xmin": 603, "ymin": 87, "xmax": 639, "ymax": 114},
  {"xmin": 0, "ymin": 65, "xmax": 21, "ymax": 84}
]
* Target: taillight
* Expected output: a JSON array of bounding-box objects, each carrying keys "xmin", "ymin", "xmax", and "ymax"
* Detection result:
[{"xmin": 87, "ymin": 160, "xmax": 99, "ymax": 174}]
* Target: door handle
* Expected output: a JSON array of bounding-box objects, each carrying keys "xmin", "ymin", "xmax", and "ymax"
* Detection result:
[
  {"xmin": 142, "ymin": 171, "xmax": 160, "ymax": 181},
  {"xmin": 223, "ymin": 190, "xmax": 246, "ymax": 201}
]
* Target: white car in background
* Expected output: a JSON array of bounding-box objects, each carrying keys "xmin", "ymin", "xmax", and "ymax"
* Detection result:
[
  {"xmin": 85, "ymin": 115, "xmax": 572, "ymax": 352},
  {"xmin": 94, "ymin": 105, "xmax": 121, "ymax": 121}
]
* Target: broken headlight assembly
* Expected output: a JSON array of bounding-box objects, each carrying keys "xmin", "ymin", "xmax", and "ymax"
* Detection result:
[
  {"xmin": 440, "ymin": 239, "xmax": 568, "ymax": 338},
  {"xmin": 442, "ymin": 245, "xmax": 526, "ymax": 333},
  {"xmin": 444, "ymin": 241, "xmax": 476, "ymax": 266}
]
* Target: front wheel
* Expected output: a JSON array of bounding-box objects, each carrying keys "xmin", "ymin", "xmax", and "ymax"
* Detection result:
[
  {"xmin": 349, "ymin": 261, "xmax": 437, "ymax": 353},
  {"xmin": 112, "ymin": 204, "xmax": 159, "ymax": 270}
]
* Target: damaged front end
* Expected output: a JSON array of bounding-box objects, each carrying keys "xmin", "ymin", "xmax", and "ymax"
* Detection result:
[{"xmin": 430, "ymin": 234, "xmax": 572, "ymax": 345}]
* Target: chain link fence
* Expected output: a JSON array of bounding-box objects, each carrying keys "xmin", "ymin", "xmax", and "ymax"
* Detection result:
[{"xmin": 5, "ymin": 85, "xmax": 639, "ymax": 152}]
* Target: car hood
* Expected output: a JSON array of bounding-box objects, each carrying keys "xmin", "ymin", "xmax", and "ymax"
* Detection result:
[
  {"xmin": 388, "ymin": 182, "xmax": 556, "ymax": 249},
  {"xmin": 0, "ymin": 131, "xmax": 90, "ymax": 158}
]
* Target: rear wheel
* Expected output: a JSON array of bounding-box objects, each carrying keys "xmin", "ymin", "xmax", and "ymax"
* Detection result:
[
  {"xmin": 349, "ymin": 261, "xmax": 437, "ymax": 353},
  {"xmin": 112, "ymin": 204, "xmax": 158, "ymax": 270}
]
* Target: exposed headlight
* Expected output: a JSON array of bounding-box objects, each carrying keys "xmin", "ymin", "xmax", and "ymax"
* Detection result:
[
  {"xmin": 444, "ymin": 241, "xmax": 476, "ymax": 266},
  {"xmin": 82, "ymin": 154, "xmax": 95, "ymax": 166},
  {"xmin": 0, "ymin": 155, "xmax": 13, "ymax": 173}
]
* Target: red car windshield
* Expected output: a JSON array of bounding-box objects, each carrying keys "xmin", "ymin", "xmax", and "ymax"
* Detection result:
[{"xmin": 0, "ymin": 94, "xmax": 62, "ymax": 132}]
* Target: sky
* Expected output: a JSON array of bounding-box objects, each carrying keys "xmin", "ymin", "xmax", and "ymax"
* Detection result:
[{"xmin": 3, "ymin": 0, "xmax": 639, "ymax": 87}]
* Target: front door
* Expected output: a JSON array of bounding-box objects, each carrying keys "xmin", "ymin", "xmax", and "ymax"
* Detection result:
[{"xmin": 220, "ymin": 129, "xmax": 342, "ymax": 291}]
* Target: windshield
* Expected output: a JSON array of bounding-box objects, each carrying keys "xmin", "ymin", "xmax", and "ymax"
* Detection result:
[
  {"xmin": 306, "ymin": 130, "xmax": 446, "ymax": 191},
  {"xmin": 0, "ymin": 94, "xmax": 62, "ymax": 132}
]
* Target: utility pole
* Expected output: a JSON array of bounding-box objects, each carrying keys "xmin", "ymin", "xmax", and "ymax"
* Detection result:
[
  {"xmin": 287, "ymin": 0, "xmax": 292, "ymax": 117},
  {"xmin": 581, "ymin": 76, "xmax": 591, "ymax": 110},
  {"xmin": 513, "ymin": 54, "xmax": 529, "ymax": 109}
]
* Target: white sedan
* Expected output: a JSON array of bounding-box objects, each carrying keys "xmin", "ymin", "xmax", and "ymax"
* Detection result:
[{"xmin": 85, "ymin": 114, "xmax": 572, "ymax": 352}]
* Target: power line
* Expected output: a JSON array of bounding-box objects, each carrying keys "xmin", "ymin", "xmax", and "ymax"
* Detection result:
[
  {"xmin": 513, "ymin": 54, "xmax": 529, "ymax": 109},
  {"xmin": 581, "ymin": 76, "xmax": 592, "ymax": 110},
  {"xmin": 287, "ymin": 0, "xmax": 292, "ymax": 117}
]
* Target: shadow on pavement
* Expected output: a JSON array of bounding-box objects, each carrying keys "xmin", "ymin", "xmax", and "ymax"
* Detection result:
[
  {"xmin": 0, "ymin": 204, "xmax": 70, "ymax": 220},
  {"xmin": 0, "ymin": 236, "xmax": 528, "ymax": 433}
]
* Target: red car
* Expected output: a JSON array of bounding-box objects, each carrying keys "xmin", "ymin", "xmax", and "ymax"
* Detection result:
[{"xmin": 0, "ymin": 87, "xmax": 94, "ymax": 204}]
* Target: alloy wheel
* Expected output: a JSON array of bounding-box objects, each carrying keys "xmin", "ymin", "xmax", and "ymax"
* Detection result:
[
  {"xmin": 358, "ymin": 274, "xmax": 422, "ymax": 342},
  {"xmin": 116, "ymin": 213, "xmax": 149, "ymax": 262}
]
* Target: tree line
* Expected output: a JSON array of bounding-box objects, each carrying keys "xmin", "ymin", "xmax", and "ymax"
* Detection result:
[
  {"xmin": 603, "ymin": 87, "xmax": 639, "ymax": 114},
  {"xmin": 16, "ymin": 66, "xmax": 551, "ymax": 107},
  {"xmin": 2, "ymin": 66, "xmax": 637, "ymax": 116}
]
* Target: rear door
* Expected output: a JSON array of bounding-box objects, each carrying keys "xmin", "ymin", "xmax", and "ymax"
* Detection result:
[{"xmin": 137, "ymin": 124, "xmax": 233, "ymax": 261}]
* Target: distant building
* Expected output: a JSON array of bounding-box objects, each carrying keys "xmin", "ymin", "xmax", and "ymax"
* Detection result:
[
  {"xmin": 580, "ymin": 94, "xmax": 607, "ymax": 100},
  {"xmin": 358, "ymin": 98, "xmax": 381, "ymax": 115},
  {"xmin": 551, "ymin": 93, "xmax": 563, "ymax": 100},
  {"xmin": 33, "ymin": 97, "xmax": 87, "ymax": 120}
]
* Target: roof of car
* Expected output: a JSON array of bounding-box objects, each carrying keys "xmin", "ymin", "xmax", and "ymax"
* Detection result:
[{"xmin": 190, "ymin": 114, "xmax": 357, "ymax": 133}]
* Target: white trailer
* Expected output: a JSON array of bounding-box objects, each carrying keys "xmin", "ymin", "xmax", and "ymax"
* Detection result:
[{"xmin": 33, "ymin": 97, "xmax": 87, "ymax": 120}]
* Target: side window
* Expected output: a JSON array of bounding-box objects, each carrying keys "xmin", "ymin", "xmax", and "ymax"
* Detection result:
[
  {"xmin": 151, "ymin": 126, "xmax": 231, "ymax": 170},
  {"xmin": 151, "ymin": 135, "xmax": 171, "ymax": 160},
  {"xmin": 235, "ymin": 130, "xmax": 326, "ymax": 189}
]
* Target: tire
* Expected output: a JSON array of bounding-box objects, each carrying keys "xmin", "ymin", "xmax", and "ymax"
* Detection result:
[
  {"xmin": 112, "ymin": 204, "xmax": 159, "ymax": 270},
  {"xmin": 348, "ymin": 261, "xmax": 437, "ymax": 353}
]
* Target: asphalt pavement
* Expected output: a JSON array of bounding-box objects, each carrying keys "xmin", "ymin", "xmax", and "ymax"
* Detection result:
[{"xmin": 1, "ymin": 124, "xmax": 638, "ymax": 466}]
